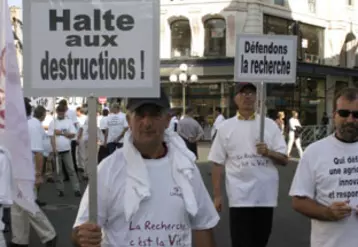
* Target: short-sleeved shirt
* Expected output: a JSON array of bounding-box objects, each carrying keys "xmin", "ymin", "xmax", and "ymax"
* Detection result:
[
  {"xmin": 28, "ymin": 117, "xmax": 45, "ymax": 153},
  {"xmin": 208, "ymin": 115, "xmax": 287, "ymax": 207},
  {"xmin": 177, "ymin": 117, "xmax": 204, "ymax": 140},
  {"xmin": 66, "ymin": 109, "xmax": 78, "ymax": 141},
  {"xmin": 74, "ymin": 148, "xmax": 220, "ymax": 246},
  {"xmin": 289, "ymin": 135, "xmax": 358, "ymax": 247},
  {"xmin": 48, "ymin": 118, "xmax": 76, "ymax": 152},
  {"xmin": 105, "ymin": 113, "xmax": 128, "ymax": 143}
]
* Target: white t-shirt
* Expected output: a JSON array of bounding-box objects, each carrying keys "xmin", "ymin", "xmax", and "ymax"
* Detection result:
[
  {"xmin": 208, "ymin": 116, "xmax": 287, "ymax": 207},
  {"xmin": 211, "ymin": 114, "xmax": 225, "ymax": 139},
  {"xmin": 106, "ymin": 113, "xmax": 128, "ymax": 143},
  {"xmin": 42, "ymin": 114, "xmax": 53, "ymax": 156},
  {"xmin": 81, "ymin": 118, "xmax": 104, "ymax": 143},
  {"xmin": 78, "ymin": 115, "xmax": 87, "ymax": 126},
  {"xmin": 42, "ymin": 114, "xmax": 53, "ymax": 132},
  {"xmin": 97, "ymin": 115, "xmax": 103, "ymax": 128},
  {"xmin": 74, "ymin": 148, "xmax": 220, "ymax": 246},
  {"xmin": 289, "ymin": 135, "xmax": 358, "ymax": 247},
  {"xmin": 66, "ymin": 109, "xmax": 79, "ymax": 141},
  {"xmin": 28, "ymin": 117, "xmax": 45, "ymax": 153},
  {"xmin": 99, "ymin": 116, "xmax": 108, "ymax": 130},
  {"xmin": 48, "ymin": 118, "xmax": 77, "ymax": 152}
]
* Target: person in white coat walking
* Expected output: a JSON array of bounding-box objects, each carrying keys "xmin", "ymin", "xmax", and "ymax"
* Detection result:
[{"xmin": 287, "ymin": 110, "xmax": 304, "ymax": 158}]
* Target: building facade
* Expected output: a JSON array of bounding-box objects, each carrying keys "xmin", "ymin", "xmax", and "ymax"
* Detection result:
[
  {"xmin": 160, "ymin": 0, "xmax": 358, "ymax": 126},
  {"xmin": 10, "ymin": 2, "xmax": 358, "ymax": 126}
]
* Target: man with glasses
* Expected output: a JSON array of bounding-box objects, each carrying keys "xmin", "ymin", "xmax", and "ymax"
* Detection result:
[
  {"xmin": 290, "ymin": 87, "xmax": 358, "ymax": 247},
  {"xmin": 209, "ymin": 82, "xmax": 288, "ymax": 247}
]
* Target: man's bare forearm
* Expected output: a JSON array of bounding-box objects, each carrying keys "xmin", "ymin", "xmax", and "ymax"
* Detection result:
[
  {"xmin": 34, "ymin": 152, "xmax": 43, "ymax": 175},
  {"xmin": 193, "ymin": 229, "xmax": 216, "ymax": 247},
  {"xmin": 292, "ymin": 196, "xmax": 332, "ymax": 221},
  {"xmin": 267, "ymin": 150, "xmax": 288, "ymax": 166},
  {"xmin": 212, "ymin": 163, "xmax": 223, "ymax": 197}
]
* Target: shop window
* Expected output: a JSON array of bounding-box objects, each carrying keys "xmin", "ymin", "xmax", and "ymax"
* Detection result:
[
  {"xmin": 299, "ymin": 23, "xmax": 324, "ymax": 64},
  {"xmin": 263, "ymin": 15, "xmax": 293, "ymax": 35},
  {"xmin": 264, "ymin": 15, "xmax": 324, "ymax": 64},
  {"xmin": 204, "ymin": 18, "xmax": 226, "ymax": 57},
  {"xmin": 299, "ymin": 77, "xmax": 326, "ymax": 125},
  {"xmin": 170, "ymin": 19, "xmax": 191, "ymax": 58}
]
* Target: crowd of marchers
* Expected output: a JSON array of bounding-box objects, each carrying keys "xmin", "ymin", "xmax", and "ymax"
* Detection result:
[{"xmin": 0, "ymin": 84, "xmax": 357, "ymax": 247}]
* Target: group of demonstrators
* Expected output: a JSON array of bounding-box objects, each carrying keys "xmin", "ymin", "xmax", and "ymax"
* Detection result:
[{"xmin": 0, "ymin": 83, "xmax": 357, "ymax": 247}]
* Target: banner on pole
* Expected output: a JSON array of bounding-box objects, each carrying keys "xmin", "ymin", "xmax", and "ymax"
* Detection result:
[
  {"xmin": 23, "ymin": 0, "xmax": 160, "ymax": 98},
  {"xmin": 0, "ymin": 0, "xmax": 38, "ymax": 214},
  {"xmin": 235, "ymin": 34, "xmax": 297, "ymax": 83}
]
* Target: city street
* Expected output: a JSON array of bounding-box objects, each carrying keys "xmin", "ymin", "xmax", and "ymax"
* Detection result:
[{"xmin": 3, "ymin": 147, "xmax": 309, "ymax": 247}]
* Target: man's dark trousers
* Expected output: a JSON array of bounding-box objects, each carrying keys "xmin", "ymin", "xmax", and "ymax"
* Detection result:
[{"xmin": 230, "ymin": 207, "xmax": 274, "ymax": 247}]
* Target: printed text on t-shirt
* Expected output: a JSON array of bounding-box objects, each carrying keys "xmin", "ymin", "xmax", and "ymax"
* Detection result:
[
  {"xmin": 231, "ymin": 153, "xmax": 270, "ymax": 168},
  {"xmin": 328, "ymin": 155, "xmax": 358, "ymax": 199},
  {"xmin": 128, "ymin": 221, "xmax": 188, "ymax": 246}
]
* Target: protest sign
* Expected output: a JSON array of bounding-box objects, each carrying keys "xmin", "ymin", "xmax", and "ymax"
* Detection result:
[
  {"xmin": 235, "ymin": 34, "xmax": 297, "ymax": 83},
  {"xmin": 23, "ymin": 0, "xmax": 160, "ymax": 97}
]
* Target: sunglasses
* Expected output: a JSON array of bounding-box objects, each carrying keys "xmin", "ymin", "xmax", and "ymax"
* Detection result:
[{"xmin": 336, "ymin": 109, "xmax": 358, "ymax": 119}]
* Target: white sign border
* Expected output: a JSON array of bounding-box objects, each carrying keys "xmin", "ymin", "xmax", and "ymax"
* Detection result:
[
  {"xmin": 234, "ymin": 34, "xmax": 297, "ymax": 84},
  {"xmin": 23, "ymin": 0, "xmax": 160, "ymax": 98}
]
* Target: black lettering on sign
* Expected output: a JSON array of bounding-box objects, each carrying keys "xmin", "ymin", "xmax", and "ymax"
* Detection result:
[
  {"xmin": 42, "ymin": 8, "xmax": 145, "ymax": 81},
  {"xmin": 240, "ymin": 40, "xmax": 291, "ymax": 76},
  {"xmin": 49, "ymin": 9, "xmax": 135, "ymax": 32},
  {"xmin": 40, "ymin": 50, "xmax": 138, "ymax": 81},
  {"xmin": 65, "ymin": 35, "xmax": 118, "ymax": 47}
]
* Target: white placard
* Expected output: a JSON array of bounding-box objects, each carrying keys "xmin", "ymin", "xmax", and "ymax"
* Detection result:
[
  {"xmin": 235, "ymin": 34, "xmax": 297, "ymax": 83},
  {"xmin": 23, "ymin": 0, "xmax": 160, "ymax": 97}
]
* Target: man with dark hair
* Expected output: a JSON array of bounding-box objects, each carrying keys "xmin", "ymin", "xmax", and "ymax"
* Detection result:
[
  {"xmin": 290, "ymin": 87, "xmax": 358, "ymax": 247},
  {"xmin": 10, "ymin": 102, "xmax": 57, "ymax": 247},
  {"xmin": 209, "ymin": 82, "xmax": 288, "ymax": 247},
  {"xmin": 58, "ymin": 99, "xmax": 79, "ymax": 175},
  {"xmin": 32, "ymin": 106, "xmax": 48, "ymax": 207},
  {"xmin": 48, "ymin": 104, "xmax": 81, "ymax": 198}
]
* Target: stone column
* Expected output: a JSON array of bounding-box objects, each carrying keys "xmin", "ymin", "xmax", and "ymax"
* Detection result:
[{"xmin": 243, "ymin": 2, "xmax": 262, "ymax": 34}]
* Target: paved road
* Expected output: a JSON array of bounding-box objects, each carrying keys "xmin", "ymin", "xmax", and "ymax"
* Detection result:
[{"xmin": 3, "ymin": 160, "xmax": 309, "ymax": 247}]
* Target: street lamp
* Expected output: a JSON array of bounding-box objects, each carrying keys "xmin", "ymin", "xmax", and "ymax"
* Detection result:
[{"xmin": 169, "ymin": 63, "xmax": 198, "ymax": 115}]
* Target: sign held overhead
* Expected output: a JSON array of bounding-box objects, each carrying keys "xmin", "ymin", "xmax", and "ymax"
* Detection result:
[
  {"xmin": 235, "ymin": 34, "xmax": 297, "ymax": 83},
  {"xmin": 23, "ymin": 0, "xmax": 160, "ymax": 97}
]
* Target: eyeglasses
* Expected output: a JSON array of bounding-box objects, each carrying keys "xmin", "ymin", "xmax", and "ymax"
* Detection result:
[{"xmin": 336, "ymin": 109, "xmax": 358, "ymax": 119}]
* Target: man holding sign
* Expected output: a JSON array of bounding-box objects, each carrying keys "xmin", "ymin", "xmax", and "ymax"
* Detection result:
[
  {"xmin": 72, "ymin": 90, "xmax": 219, "ymax": 247},
  {"xmin": 209, "ymin": 82, "xmax": 288, "ymax": 247}
]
